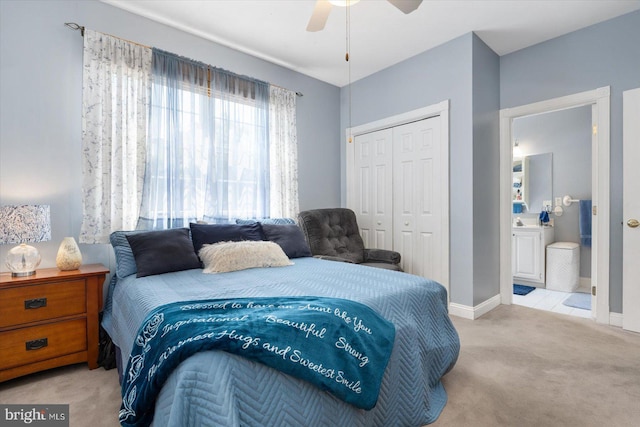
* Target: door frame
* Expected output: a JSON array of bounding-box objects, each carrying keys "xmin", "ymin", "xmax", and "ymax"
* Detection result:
[
  {"xmin": 499, "ymin": 87, "xmax": 610, "ymax": 324},
  {"xmin": 346, "ymin": 100, "xmax": 450, "ymax": 296}
]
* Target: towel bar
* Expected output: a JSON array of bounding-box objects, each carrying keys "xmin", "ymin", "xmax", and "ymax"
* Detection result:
[{"xmin": 562, "ymin": 195, "xmax": 580, "ymax": 206}]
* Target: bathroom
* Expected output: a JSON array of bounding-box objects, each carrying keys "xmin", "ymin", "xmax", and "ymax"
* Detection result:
[{"xmin": 511, "ymin": 105, "xmax": 592, "ymax": 318}]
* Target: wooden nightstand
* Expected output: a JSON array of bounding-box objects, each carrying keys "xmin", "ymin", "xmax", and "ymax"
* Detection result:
[{"xmin": 0, "ymin": 264, "xmax": 109, "ymax": 382}]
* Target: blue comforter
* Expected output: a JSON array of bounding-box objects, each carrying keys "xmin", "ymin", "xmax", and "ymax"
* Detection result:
[
  {"xmin": 103, "ymin": 258, "xmax": 459, "ymax": 427},
  {"xmin": 120, "ymin": 296, "xmax": 395, "ymax": 426}
]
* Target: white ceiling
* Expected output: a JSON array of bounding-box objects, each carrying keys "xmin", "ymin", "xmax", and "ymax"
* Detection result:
[{"xmin": 101, "ymin": 0, "xmax": 640, "ymax": 87}]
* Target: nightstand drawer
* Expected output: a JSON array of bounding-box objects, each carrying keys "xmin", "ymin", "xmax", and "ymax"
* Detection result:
[
  {"xmin": 0, "ymin": 280, "xmax": 86, "ymax": 328},
  {"xmin": 0, "ymin": 319, "xmax": 87, "ymax": 370}
]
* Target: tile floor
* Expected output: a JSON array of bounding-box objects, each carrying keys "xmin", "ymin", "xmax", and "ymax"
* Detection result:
[{"xmin": 513, "ymin": 286, "xmax": 592, "ymax": 319}]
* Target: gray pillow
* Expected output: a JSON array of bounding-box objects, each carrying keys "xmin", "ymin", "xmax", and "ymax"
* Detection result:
[
  {"xmin": 110, "ymin": 230, "xmax": 152, "ymax": 278},
  {"xmin": 125, "ymin": 228, "xmax": 201, "ymax": 278},
  {"xmin": 235, "ymin": 218, "xmax": 296, "ymax": 225},
  {"xmin": 190, "ymin": 222, "xmax": 265, "ymax": 254},
  {"xmin": 261, "ymin": 224, "xmax": 312, "ymax": 258}
]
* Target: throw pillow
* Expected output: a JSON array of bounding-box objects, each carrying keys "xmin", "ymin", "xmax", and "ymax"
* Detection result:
[
  {"xmin": 199, "ymin": 241, "xmax": 293, "ymax": 273},
  {"xmin": 110, "ymin": 230, "xmax": 152, "ymax": 278},
  {"xmin": 261, "ymin": 223, "xmax": 312, "ymax": 258},
  {"xmin": 235, "ymin": 217, "xmax": 296, "ymax": 225},
  {"xmin": 126, "ymin": 228, "xmax": 201, "ymax": 278},
  {"xmin": 190, "ymin": 222, "xmax": 265, "ymax": 254}
]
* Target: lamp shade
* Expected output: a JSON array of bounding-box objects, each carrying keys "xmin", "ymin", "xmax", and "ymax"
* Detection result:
[{"xmin": 0, "ymin": 204, "xmax": 51, "ymax": 276}]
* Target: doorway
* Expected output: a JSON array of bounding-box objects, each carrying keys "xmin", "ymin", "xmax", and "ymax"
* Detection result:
[
  {"xmin": 499, "ymin": 87, "xmax": 611, "ymax": 325},
  {"xmin": 510, "ymin": 107, "xmax": 592, "ymax": 318}
]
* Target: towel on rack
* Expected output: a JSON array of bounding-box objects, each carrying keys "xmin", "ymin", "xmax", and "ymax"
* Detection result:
[
  {"xmin": 579, "ymin": 199, "xmax": 592, "ymax": 247},
  {"xmin": 539, "ymin": 210, "xmax": 550, "ymax": 225}
]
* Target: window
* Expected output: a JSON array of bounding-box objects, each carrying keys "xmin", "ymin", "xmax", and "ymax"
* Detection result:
[
  {"xmin": 80, "ymin": 34, "xmax": 298, "ymax": 243},
  {"xmin": 137, "ymin": 50, "xmax": 270, "ymax": 229}
]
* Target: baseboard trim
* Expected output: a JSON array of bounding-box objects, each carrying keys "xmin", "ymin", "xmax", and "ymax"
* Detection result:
[
  {"xmin": 449, "ymin": 294, "xmax": 501, "ymax": 320},
  {"xmin": 609, "ymin": 312, "xmax": 623, "ymax": 328},
  {"xmin": 578, "ymin": 276, "xmax": 591, "ymax": 292},
  {"xmin": 449, "ymin": 295, "xmax": 621, "ymax": 325}
]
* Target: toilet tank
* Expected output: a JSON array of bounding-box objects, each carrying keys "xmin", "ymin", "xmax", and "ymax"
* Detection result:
[{"xmin": 546, "ymin": 242, "xmax": 580, "ymax": 292}]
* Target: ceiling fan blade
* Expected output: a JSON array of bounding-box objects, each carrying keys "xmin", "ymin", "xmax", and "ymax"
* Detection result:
[
  {"xmin": 307, "ymin": 0, "xmax": 333, "ymax": 32},
  {"xmin": 387, "ymin": 0, "xmax": 423, "ymax": 14}
]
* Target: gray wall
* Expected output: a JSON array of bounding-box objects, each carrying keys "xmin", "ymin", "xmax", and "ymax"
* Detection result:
[
  {"xmin": 341, "ymin": 33, "xmax": 474, "ymax": 306},
  {"xmin": 339, "ymin": 33, "xmax": 502, "ymax": 307},
  {"xmin": 0, "ymin": 0, "xmax": 341, "ymax": 274},
  {"xmin": 513, "ymin": 106, "xmax": 592, "ymax": 278},
  {"xmin": 501, "ymin": 10, "xmax": 640, "ymax": 313},
  {"xmin": 472, "ymin": 34, "xmax": 501, "ymax": 306}
]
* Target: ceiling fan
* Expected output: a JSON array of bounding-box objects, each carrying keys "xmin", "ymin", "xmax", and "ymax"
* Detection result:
[{"xmin": 307, "ymin": 0, "xmax": 424, "ymax": 32}]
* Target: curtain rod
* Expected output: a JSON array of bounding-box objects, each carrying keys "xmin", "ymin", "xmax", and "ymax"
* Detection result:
[
  {"xmin": 65, "ymin": 22, "xmax": 151, "ymax": 49},
  {"xmin": 64, "ymin": 22, "xmax": 303, "ymax": 97}
]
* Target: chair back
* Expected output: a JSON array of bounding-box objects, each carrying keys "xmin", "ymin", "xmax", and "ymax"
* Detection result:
[{"xmin": 297, "ymin": 208, "xmax": 365, "ymax": 263}]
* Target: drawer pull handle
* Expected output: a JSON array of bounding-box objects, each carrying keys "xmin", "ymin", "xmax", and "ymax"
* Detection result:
[
  {"xmin": 24, "ymin": 298, "xmax": 47, "ymax": 309},
  {"xmin": 26, "ymin": 338, "xmax": 48, "ymax": 351}
]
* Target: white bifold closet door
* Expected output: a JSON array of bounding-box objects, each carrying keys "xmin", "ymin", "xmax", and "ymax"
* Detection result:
[
  {"xmin": 352, "ymin": 128, "xmax": 394, "ymax": 250},
  {"xmin": 352, "ymin": 116, "xmax": 443, "ymax": 281},
  {"xmin": 392, "ymin": 117, "xmax": 443, "ymax": 278}
]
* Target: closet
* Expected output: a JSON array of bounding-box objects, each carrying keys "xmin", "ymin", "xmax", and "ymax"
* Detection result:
[{"xmin": 347, "ymin": 116, "xmax": 445, "ymax": 283}]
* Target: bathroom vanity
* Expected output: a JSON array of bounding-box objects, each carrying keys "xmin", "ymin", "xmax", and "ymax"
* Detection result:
[{"xmin": 512, "ymin": 225, "xmax": 555, "ymax": 286}]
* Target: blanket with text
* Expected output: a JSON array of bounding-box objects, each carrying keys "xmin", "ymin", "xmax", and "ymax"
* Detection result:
[{"xmin": 119, "ymin": 296, "xmax": 396, "ymax": 427}]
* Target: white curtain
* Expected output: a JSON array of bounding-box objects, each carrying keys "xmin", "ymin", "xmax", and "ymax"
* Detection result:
[
  {"xmin": 269, "ymin": 86, "xmax": 299, "ymax": 218},
  {"xmin": 137, "ymin": 50, "xmax": 270, "ymax": 228},
  {"xmin": 80, "ymin": 30, "xmax": 152, "ymax": 243}
]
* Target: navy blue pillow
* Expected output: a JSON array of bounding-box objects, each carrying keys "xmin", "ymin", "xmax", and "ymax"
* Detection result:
[
  {"xmin": 189, "ymin": 222, "xmax": 266, "ymax": 254},
  {"xmin": 261, "ymin": 224, "xmax": 312, "ymax": 259},
  {"xmin": 125, "ymin": 228, "xmax": 201, "ymax": 278},
  {"xmin": 236, "ymin": 218, "xmax": 296, "ymax": 225}
]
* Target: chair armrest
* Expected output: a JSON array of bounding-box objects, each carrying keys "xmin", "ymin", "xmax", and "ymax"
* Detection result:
[
  {"xmin": 363, "ymin": 248, "xmax": 401, "ymax": 265},
  {"xmin": 313, "ymin": 255, "xmax": 355, "ymax": 263}
]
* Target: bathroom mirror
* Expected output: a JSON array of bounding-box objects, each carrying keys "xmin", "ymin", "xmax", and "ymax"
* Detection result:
[{"xmin": 513, "ymin": 152, "xmax": 553, "ymax": 213}]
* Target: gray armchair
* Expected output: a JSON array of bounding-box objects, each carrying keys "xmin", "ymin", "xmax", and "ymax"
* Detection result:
[{"xmin": 297, "ymin": 208, "xmax": 402, "ymax": 271}]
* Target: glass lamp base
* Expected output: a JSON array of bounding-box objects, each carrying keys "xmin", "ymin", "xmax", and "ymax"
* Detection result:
[
  {"xmin": 11, "ymin": 270, "xmax": 37, "ymax": 277},
  {"xmin": 6, "ymin": 243, "xmax": 41, "ymax": 277}
]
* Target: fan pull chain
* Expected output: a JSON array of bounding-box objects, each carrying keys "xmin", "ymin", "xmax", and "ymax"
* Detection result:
[{"xmin": 346, "ymin": 1, "xmax": 353, "ymax": 143}]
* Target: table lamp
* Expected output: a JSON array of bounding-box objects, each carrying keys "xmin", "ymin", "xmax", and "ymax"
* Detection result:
[{"xmin": 0, "ymin": 204, "xmax": 51, "ymax": 277}]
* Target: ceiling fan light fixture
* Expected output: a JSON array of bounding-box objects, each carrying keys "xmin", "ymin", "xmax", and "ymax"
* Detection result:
[{"xmin": 329, "ymin": 0, "xmax": 360, "ymax": 7}]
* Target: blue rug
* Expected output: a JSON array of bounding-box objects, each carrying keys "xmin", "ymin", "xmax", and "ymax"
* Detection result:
[
  {"xmin": 513, "ymin": 284, "xmax": 536, "ymax": 296},
  {"xmin": 563, "ymin": 293, "xmax": 591, "ymax": 310}
]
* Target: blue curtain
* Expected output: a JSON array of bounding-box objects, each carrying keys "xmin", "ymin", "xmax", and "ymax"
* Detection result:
[{"xmin": 138, "ymin": 49, "xmax": 269, "ymax": 229}]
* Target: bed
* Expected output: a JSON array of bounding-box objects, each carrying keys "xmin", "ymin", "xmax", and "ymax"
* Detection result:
[{"xmin": 102, "ymin": 224, "xmax": 460, "ymax": 427}]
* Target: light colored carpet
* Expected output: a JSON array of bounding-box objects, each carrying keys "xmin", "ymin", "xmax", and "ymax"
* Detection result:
[
  {"xmin": 1, "ymin": 304, "xmax": 639, "ymax": 427},
  {"xmin": 0, "ymin": 359, "xmax": 121, "ymax": 426}
]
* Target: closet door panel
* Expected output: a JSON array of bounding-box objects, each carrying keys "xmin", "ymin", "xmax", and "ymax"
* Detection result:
[
  {"xmin": 397, "ymin": 230, "xmax": 414, "ymax": 273},
  {"xmin": 393, "ymin": 117, "xmax": 442, "ymax": 281},
  {"xmin": 352, "ymin": 129, "xmax": 393, "ymax": 250},
  {"xmin": 417, "ymin": 231, "xmax": 434, "ymax": 278}
]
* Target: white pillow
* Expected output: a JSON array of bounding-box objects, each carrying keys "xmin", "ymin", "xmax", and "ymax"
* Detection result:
[{"xmin": 199, "ymin": 240, "xmax": 293, "ymax": 273}]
